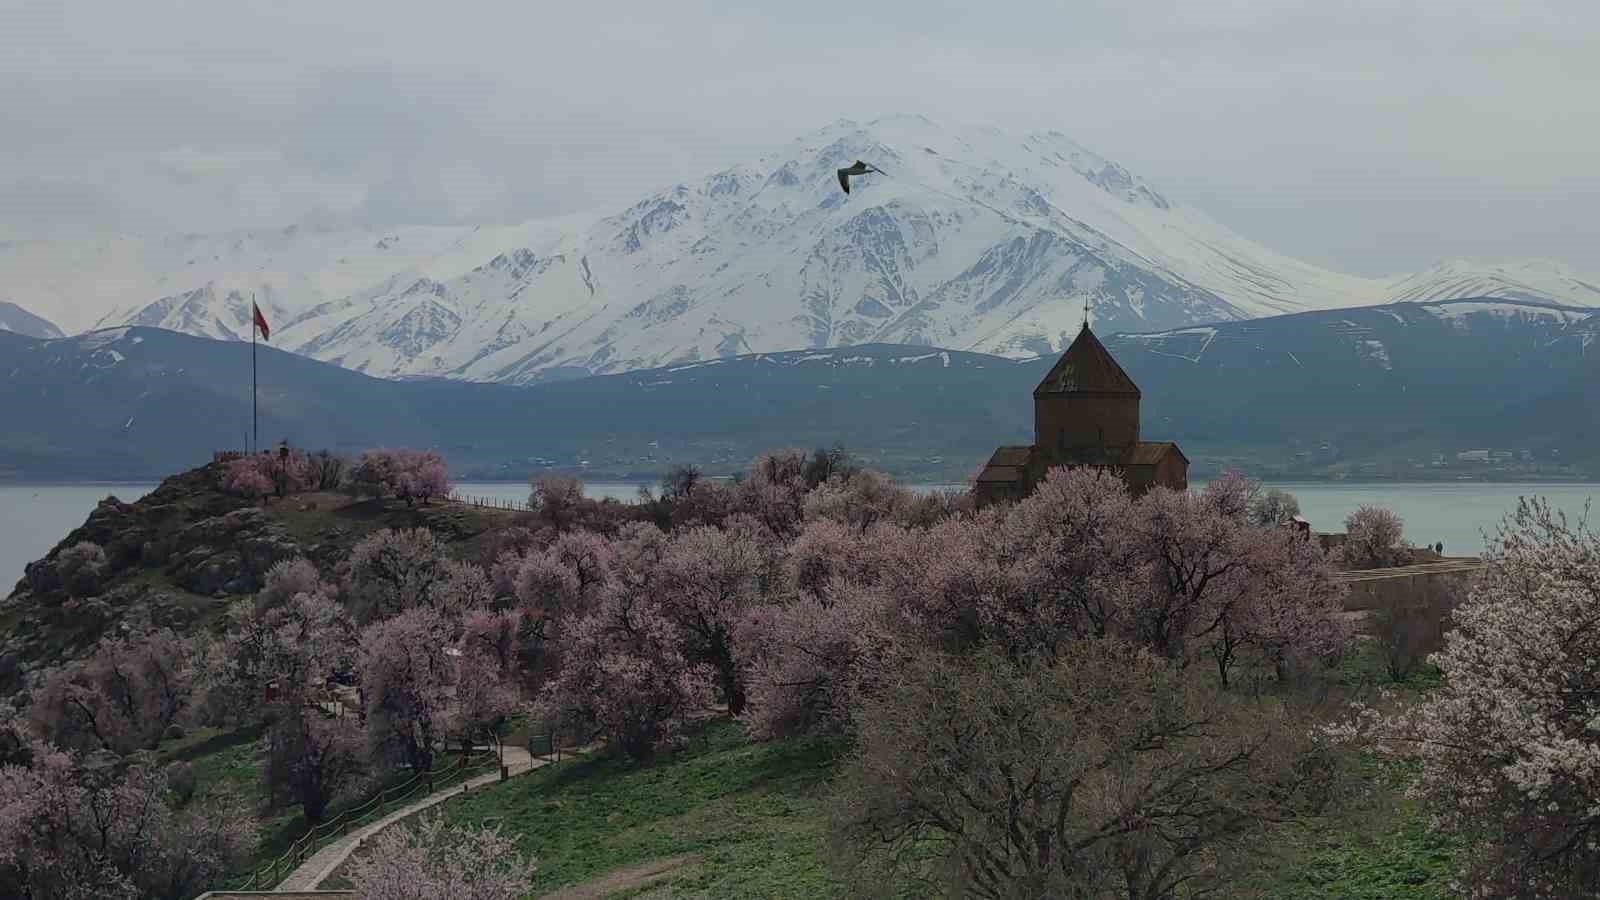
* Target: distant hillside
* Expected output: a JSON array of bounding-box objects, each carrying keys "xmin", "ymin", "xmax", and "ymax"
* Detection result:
[{"xmin": 0, "ymin": 297, "xmax": 1596, "ymax": 481}]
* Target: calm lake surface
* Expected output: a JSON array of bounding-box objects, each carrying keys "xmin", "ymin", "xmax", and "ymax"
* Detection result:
[{"xmin": 3, "ymin": 481, "xmax": 1594, "ymax": 592}]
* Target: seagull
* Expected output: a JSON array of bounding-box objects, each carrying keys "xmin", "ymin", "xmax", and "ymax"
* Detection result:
[{"xmin": 836, "ymin": 160, "xmax": 885, "ymax": 194}]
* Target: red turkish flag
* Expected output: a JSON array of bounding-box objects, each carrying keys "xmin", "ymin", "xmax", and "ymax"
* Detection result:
[{"xmin": 252, "ymin": 302, "xmax": 271, "ymax": 342}]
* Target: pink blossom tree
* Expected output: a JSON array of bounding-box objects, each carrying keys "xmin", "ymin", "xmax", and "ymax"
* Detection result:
[
  {"xmin": 0, "ymin": 747, "xmax": 255, "ymax": 899},
  {"xmin": 348, "ymin": 449, "xmax": 450, "ymax": 506},
  {"xmin": 450, "ymin": 641, "xmax": 521, "ymax": 759},
  {"xmin": 801, "ymin": 470, "xmax": 912, "ymax": 531},
  {"xmin": 528, "ymin": 475, "xmax": 585, "ymax": 532},
  {"xmin": 539, "ymin": 587, "xmax": 715, "ymax": 759},
  {"xmin": 223, "ymin": 449, "xmax": 312, "ymax": 499},
  {"xmin": 981, "ymin": 467, "xmax": 1139, "ymax": 652},
  {"xmin": 739, "ymin": 584, "xmax": 901, "ymax": 741},
  {"xmin": 343, "ymin": 814, "xmax": 537, "ymax": 900},
  {"xmin": 1120, "ymin": 478, "xmax": 1349, "ymax": 686},
  {"xmin": 359, "ymin": 607, "xmax": 455, "ymax": 772},
  {"xmin": 29, "ymin": 629, "xmax": 198, "ymax": 755},
  {"xmin": 1341, "ymin": 504, "xmax": 1409, "ymax": 569},
  {"xmin": 222, "ymin": 455, "xmax": 274, "ymax": 500},
  {"xmin": 204, "ymin": 590, "xmax": 354, "ymax": 725},
  {"xmin": 266, "ymin": 710, "xmax": 365, "ymax": 824},
  {"xmin": 736, "ymin": 450, "xmax": 811, "ymax": 539},
  {"xmin": 653, "ymin": 526, "xmax": 765, "ymax": 713},
  {"xmin": 201, "ymin": 590, "xmax": 364, "ymax": 823},
  {"xmin": 1386, "ymin": 499, "xmax": 1600, "ymax": 896},
  {"xmin": 344, "ymin": 528, "xmax": 490, "ymax": 622},
  {"xmin": 253, "ymin": 557, "xmax": 329, "ymax": 614},
  {"xmin": 512, "ymin": 531, "xmax": 616, "ymax": 619},
  {"xmin": 784, "ymin": 518, "xmax": 888, "ymax": 607}
]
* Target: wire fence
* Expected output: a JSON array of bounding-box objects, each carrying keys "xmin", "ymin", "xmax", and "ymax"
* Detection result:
[{"xmin": 449, "ymin": 491, "xmax": 534, "ymax": 513}]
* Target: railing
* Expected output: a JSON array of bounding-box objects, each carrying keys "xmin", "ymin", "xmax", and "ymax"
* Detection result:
[
  {"xmin": 449, "ymin": 491, "xmax": 533, "ymax": 513},
  {"xmin": 235, "ymin": 748, "xmax": 498, "ymax": 891}
]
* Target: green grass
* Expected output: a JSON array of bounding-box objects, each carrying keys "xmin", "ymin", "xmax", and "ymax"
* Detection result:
[
  {"xmin": 314, "ymin": 710, "xmax": 1470, "ymax": 900},
  {"xmin": 329, "ymin": 719, "xmax": 848, "ymax": 898},
  {"xmin": 1257, "ymin": 756, "xmax": 1464, "ymax": 900}
]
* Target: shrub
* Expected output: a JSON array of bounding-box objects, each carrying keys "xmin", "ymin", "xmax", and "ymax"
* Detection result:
[
  {"xmin": 55, "ymin": 541, "xmax": 107, "ymax": 597},
  {"xmin": 343, "ymin": 814, "xmax": 537, "ymax": 900},
  {"xmin": 306, "ymin": 449, "xmax": 347, "ymax": 490}
]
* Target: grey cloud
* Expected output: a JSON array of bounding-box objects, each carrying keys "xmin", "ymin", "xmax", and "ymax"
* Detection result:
[{"xmin": 1, "ymin": 0, "xmax": 1597, "ymax": 274}]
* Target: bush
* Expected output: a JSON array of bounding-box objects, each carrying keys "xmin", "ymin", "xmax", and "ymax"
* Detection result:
[
  {"xmin": 344, "ymin": 814, "xmax": 537, "ymax": 900},
  {"xmin": 55, "ymin": 541, "xmax": 107, "ymax": 597},
  {"xmin": 306, "ymin": 449, "xmax": 347, "ymax": 490}
]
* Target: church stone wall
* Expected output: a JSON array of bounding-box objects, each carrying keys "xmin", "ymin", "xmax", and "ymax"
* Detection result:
[{"xmin": 1034, "ymin": 394, "xmax": 1140, "ymax": 450}]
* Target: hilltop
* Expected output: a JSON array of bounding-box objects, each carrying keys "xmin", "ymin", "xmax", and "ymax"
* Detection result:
[{"xmin": 0, "ymin": 461, "xmax": 519, "ymax": 696}]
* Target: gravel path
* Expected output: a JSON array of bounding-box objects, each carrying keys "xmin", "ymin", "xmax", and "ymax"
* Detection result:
[{"xmin": 275, "ymin": 745, "xmax": 542, "ymax": 892}]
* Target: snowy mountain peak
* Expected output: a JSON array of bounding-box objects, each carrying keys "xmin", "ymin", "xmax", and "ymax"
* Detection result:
[
  {"xmin": 0, "ymin": 300, "xmax": 64, "ymax": 339},
  {"xmin": 10, "ymin": 116, "xmax": 1600, "ymax": 383}
]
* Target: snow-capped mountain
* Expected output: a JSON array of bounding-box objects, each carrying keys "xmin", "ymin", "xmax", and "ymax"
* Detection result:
[
  {"xmin": 0, "ymin": 221, "xmax": 566, "ymax": 334},
  {"xmin": 20, "ymin": 116, "xmax": 1600, "ymax": 381},
  {"xmin": 1385, "ymin": 259, "xmax": 1600, "ymax": 307},
  {"xmin": 0, "ymin": 301, "xmax": 63, "ymax": 338}
]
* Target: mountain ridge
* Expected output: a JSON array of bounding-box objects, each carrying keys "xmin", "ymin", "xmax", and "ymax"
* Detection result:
[
  {"xmin": 7, "ymin": 117, "xmax": 1599, "ymax": 383},
  {"xmin": 0, "ymin": 301, "xmax": 63, "ymax": 339},
  {"xmin": 2, "ymin": 297, "xmax": 1595, "ymax": 482}
]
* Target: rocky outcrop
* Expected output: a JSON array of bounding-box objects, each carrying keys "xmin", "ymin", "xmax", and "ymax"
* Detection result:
[{"xmin": 1, "ymin": 462, "xmax": 301, "ymax": 696}]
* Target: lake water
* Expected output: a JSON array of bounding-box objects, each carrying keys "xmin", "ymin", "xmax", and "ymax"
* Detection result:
[{"xmin": 2, "ymin": 481, "xmax": 1594, "ymax": 593}]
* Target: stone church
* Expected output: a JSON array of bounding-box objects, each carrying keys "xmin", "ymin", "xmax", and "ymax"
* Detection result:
[{"xmin": 975, "ymin": 322, "xmax": 1188, "ymax": 502}]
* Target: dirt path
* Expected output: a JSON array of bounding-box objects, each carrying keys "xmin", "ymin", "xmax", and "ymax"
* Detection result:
[
  {"xmin": 275, "ymin": 745, "xmax": 542, "ymax": 892},
  {"xmin": 538, "ymin": 855, "xmax": 699, "ymax": 900}
]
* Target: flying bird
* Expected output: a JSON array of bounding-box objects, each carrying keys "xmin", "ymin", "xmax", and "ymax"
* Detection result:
[{"xmin": 836, "ymin": 160, "xmax": 884, "ymax": 194}]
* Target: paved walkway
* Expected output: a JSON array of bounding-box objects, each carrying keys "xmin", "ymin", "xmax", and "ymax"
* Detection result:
[
  {"xmin": 1335, "ymin": 558, "xmax": 1485, "ymax": 584},
  {"xmin": 275, "ymin": 745, "xmax": 543, "ymax": 892}
]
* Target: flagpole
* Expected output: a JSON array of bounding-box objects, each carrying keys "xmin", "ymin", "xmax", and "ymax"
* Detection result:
[{"xmin": 251, "ymin": 293, "xmax": 258, "ymax": 455}]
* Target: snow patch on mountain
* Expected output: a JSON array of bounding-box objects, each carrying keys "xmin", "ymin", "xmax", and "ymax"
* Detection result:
[
  {"xmin": 0, "ymin": 300, "xmax": 64, "ymax": 339},
  {"xmin": 18, "ymin": 117, "xmax": 1600, "ymax": 383}
]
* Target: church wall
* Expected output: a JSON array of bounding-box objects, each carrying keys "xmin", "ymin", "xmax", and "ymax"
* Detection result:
[
  {"xmin": 1154, "ymin": 454, "xmax": 1188, "ymax": 492},
  {"xmin": 1034, "ymin": 395, "xmax": 1140, "ymax": 449}
]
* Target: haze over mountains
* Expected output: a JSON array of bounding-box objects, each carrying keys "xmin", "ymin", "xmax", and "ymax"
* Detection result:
[
  {"xmin": 3, "ymin": 298, "xmax": 1594, "ymax": 482},
  {"xmin": 4, "ymin": 117, "xmax": 1598, "ymax": 385}
]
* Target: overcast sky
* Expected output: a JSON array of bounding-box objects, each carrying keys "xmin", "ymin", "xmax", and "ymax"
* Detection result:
[{"xmin": 3, "ymin": 0, "xmax": 1597, "ymax": 275}]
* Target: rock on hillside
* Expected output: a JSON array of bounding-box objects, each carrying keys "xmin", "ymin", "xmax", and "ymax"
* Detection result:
[
  {"xmin": 0, "ymin": 461, "xmax": 522, "ymax": 697},
  {"xmin": 0, "ymin": 463, "xmax": 294, "ymax": 694}
]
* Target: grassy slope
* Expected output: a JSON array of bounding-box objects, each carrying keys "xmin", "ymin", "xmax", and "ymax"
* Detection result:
[
  {"xmin": 326, "ymin": 720, "xmax": 847, "ymax": 898},
  {"xmin": 321, "ymin": 664, "xmax": 1462, "ymax": 900}
]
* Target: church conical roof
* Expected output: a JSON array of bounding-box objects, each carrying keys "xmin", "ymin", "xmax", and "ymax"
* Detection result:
[{"xmin": 1033, "ymin": 323, "xmax": 1140, "ymax": 396}]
